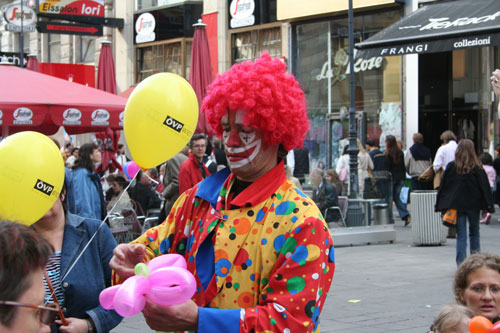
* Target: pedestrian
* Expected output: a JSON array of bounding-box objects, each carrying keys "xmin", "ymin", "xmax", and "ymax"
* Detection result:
[
  {"xmin": 326, "ymin": 168, "xmax": 343, "ymax": 196},
  {"xmin": 160, "ymin": 146, "xmax": 189, "ymax": 221},
  {"xmin": 433, "ymin": 130, "xmax": 458, "ymax": 188},
  {"xmin": 428, "ymin": 304, "xmax": 473, "ymax": 333},
  {"xmin": 435, "ymin": 139, "xmax": 494, "ymax": 265},
  {"xmin": 310, "ymin": 168, "xmax": 339, "ymax": 222},
  {"xmin": 109, "ymin": 52, "xmax": 334, "ymax": 332},
  {"xmin": 178, "ymin": 134, "xmax": 211, "ymax": 195},
  {"xmin": 128, "ymin": 169, "xmax": 162, "ymax": 215},
  {"xmin": 0, "ymin": 220, "xmax": 55, "ymax": 333},
  {"xmin": 454, "ymin": 253, "xmax": 500, "ymax": 322},
  {"xmin": 32, "ymin": 180, "xmax": 122, "ymax": 332},
  {"xmin": 357, "ymin": 139, "xmax": 374, "ymax": 192},
  {"xmin": 336, "ymin": 145, "xmax": 350, "ymax": 195},
  {"xmin": 115, "ymin": 144, "xmax": 128, "ymax": 169},
  {"xmin": 366, "ymin": 138, "xmax": 385, "ymax": 172},
  {"xmin": 479, "ymin": 152, "xmax": 496, "ymax": 224},
  {"xmin": 70, "ymin": 143, "xmax": 106, "ymax": 220},
  {"xmin": 385, "ymin": 135, "xmax": 411, "ymax": 226},
  {"xmin": 65, "ymin": 147, "xmax": 79, "ymax": 169},
  {"xmin": 107, "ymin": 174, "xmax": 133, "ymax": 214},
  {"xmin": 405, "ymin": 133, "xmax": 432, "ymax": 190},
  {"xmin": 493, "ymin": 145, "xmax": 500, "ymax": 208}
]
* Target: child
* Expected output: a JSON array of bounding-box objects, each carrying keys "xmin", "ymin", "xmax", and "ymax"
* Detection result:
[
  {"xmin": 429, "ymin": 304, "xmax": 474, "ymax": 333},
  {"xmin": 479, "ymin": 152, "xmax": 496, "ymax": 224}
]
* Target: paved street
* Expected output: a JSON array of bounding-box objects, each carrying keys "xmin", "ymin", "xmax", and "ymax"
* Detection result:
[{"xmin": 112, "ymin": 211, "xmax": 500, "ymax": 332}]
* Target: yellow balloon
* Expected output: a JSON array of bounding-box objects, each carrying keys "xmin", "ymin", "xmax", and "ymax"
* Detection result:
[
  {"xmin": 124, "ymin": 73, "xmax": 199, "ymax": 168},
  {"xmin": 0, "ymin": 131, "xmax": 65, "ymax": 225}
]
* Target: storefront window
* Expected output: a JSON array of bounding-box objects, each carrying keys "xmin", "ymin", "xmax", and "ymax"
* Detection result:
[
  {"xmin": 232, "ymin": 27, "xmax": 281, "ymax": 64},
  {"xmin": 135, "ymin": 0, "xmax": 193, "ymax": 11},
  {"xmin": 135, "ymin": 39, "xmax": 192, "ymax": 82},
  {"xmin": 293, "ymin": 8, "xmax": 402, "ymax": 171}
]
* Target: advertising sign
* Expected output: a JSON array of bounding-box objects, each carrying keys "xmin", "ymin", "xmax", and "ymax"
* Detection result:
[
  {"xmin": 2, "ymin": 1, "xmax": 37, "ymax": 32},
  {"xmin": 135, "ymin": 12, "xmax": 156, "ymax": 44},
  {"xmin": 0, "ymin": 52, "xmax": 28, "ymax": 67},
  {"xmin": 229, "ymin": 0, "xmax": 255, "ymax": 28},
  {"xmin": 38, "ymin": 0, "xmax": 104, "ymax": 17},
  {"xmin": 37, "ymin": 21, "xmax": 103, "ymax": 36}
]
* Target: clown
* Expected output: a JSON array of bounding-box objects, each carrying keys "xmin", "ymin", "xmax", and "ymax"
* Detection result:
[{"xmin": 110, "ymin": 52, "xmax": 335, "ymax": 333}]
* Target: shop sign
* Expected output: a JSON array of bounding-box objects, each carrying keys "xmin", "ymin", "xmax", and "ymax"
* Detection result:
[
  {"xmin": 91, "ymin": 109, "xmax": 110, "ymax": 125},
  {"xmin": 316, "ymin": 49, "xmax": 384, "ymax": 81},
  {"xmin": 38, "ymin": 0, "xmax": 105, "ymax": 17},
  {"xmin": 229, "ymin": 0, "xmax": 255, "ymax": 28},
  {"xmin": 418, "ymin": 12, "xmax": 500, "ymax": 31},
  {"xmin": 62, "ymin": 108, "xmax": 82, "ymax": 125},
  {"xmin": 135, "ymin": 12, "xmax": 156, "ymax": 44},
  {"xmin": 2, "ymin": 1, "xmax": 37, "ymax": 32},
  {"xmin": 0, "ymin": 52, "xmax": 28, "ymax": 67},
  {"xmin": 13, "ymin": 107, "xmax": 33, "ymax": 125}
]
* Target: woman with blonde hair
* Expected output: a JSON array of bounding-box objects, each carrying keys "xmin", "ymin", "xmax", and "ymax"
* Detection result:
[
  {"xmin": 435, "ymin": 139, "xmax": 494, "ymax": 265},
  {"xmin": 429, "ymin": 304, "xmax": 474, "ymax": 333}
]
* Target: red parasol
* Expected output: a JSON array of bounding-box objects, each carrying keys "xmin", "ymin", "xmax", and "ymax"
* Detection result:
[
  {"xmin": 26, "ymin": 54, "xmax": 39, "ymax": 72},
  {"xmin": 0, "ymin": 64, "xmax": 126, "ymax": 136},
  {"xmin": 189, "ymin": 19, "xmax": 214, "ymax": 137},
  {"xmin": 95, "ymin": 41, "xmax": 122, "ymax": 173}
]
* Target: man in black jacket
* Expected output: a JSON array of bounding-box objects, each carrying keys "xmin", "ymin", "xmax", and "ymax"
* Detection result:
[{"xmin": 310, "ymin": 168, "xmax": 340, "ymax": 223}]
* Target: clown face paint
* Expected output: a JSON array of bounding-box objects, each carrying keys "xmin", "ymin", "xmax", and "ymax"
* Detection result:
[{"xmin": 221, "ymin": 110, "xmax": 279, "ymax": 182}]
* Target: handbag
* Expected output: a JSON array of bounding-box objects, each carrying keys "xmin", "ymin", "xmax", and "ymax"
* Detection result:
[
  {"xmin": 339, "ymin": 167, "xmax": 348, "ymax": 183},
  {"xmin": 442, "ymin": 209, "xmax": 457, "ymax": 228},
  {"xmin": 399, "ymin": 186, "xmax": 410, "ymax": 204},
  {"xmin": 418, "ymin": 165, "xmax": 435, "ymax": 182},
  {"xmin": 433, "ymin": 168, "xmax": 444, "ymax": 190}
]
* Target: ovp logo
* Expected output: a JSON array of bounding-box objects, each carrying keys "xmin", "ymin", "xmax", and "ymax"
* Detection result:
[
  {"xmin": 13, "ymin": 107, "xmax": 33, "ymax": 124},
  {"xmin": 91, "ymin": 109, "xmax": 110, "ymax": 125},
  {"xmin": 63, "ymin": 108, "xmax": 82, "ymax": 125}
]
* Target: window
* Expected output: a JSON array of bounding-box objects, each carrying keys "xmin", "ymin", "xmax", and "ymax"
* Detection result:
[
  {"xmin": 48, "ymin": 34, "xmax": 61, "ymax": 63},
  {"xmin": 232, "ymin": 27, "xmax": 281, "ymax": 64},
  {"xmin": 77, "ymin": 36, "xmax": 96, "ymax": 64},
  {"xmin": 136, "ymin": 39, "xmax": 192, "ymax": 82}
]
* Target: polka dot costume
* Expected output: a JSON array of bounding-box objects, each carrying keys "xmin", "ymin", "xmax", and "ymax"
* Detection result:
[{"xmin": 128, "ymin": 164, "xmax": 335, "ymax": 332}]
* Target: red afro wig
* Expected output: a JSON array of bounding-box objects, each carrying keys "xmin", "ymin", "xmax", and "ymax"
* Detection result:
[{"xmin": 202, "ymin": 52, "xmax": 309, "ymax": 151}]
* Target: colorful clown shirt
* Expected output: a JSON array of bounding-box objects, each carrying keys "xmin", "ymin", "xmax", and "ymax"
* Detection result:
[{"xmin": 127, "ymin": 161, "xmax": 335, "ymax": 332}]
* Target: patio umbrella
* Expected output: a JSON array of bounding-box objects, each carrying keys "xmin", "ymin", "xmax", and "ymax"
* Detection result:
[
  {"xmin": 0, "ymin": 64, "xmax": 126, "ymax": 136},
  {"xmin": 96, "ymin": 41, "xmax": 121, "ymax": 173},
  {"xmin": 189, "ymin": 19, "xmax": 214, "ymax": 137},
  {"xmin": 97, "ymin": 41, "xmax": 117, "ymax": 94},
  {"xmin": 26, "ymin": 54, "xmax": 39, "ymax": 72}
]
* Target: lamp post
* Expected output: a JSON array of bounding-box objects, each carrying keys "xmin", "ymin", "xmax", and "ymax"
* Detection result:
[{"xmin": 345, "ymin": 0, "xmax": 364, "ymax": 226}]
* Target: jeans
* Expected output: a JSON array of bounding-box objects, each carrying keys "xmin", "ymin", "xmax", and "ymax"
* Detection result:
[
  {"xmin": 456, "ymin": 210, "xmax": 480, "ymax": 266},
  {"xmin": 392, "ymin": 180, "xmax": 409, "ymax": 220}
]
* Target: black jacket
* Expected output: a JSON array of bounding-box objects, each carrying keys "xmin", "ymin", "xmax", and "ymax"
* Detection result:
[
  {"xmin": 293, "ymin": 147, "xmax": 310, "ymax": 179},
  {"xmin": 384, "ymin": 153, "xmax": 406, "ymax": 182},
  {"xmin": 312, "ymin": 180, "xmax": 340, "ymax": 222},
  {"xmin": 435, "ymin": 162, "xmax": 494, "ymax": 213}
]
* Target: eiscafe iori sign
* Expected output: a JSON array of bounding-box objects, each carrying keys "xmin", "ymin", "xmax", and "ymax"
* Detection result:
[{"xmin": 38, "ymin": 0, "xmax": 104, "ymax": 17}]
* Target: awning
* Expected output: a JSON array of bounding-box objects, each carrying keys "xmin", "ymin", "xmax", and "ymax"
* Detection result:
[{"xmin": 355, "ymin": 0, "xmax": 500, "ymax": 58}]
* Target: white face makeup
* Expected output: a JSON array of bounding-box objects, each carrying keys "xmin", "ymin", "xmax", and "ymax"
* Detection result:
[
  {"xmin": 221, "ymin": 110, "xmax": 279, "ymax": 182},
  {"xmin": 222, "ymin": 110, "xmax": 261, "ymax": 169}
]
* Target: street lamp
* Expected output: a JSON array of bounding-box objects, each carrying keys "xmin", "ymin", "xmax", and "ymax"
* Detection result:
[{"xmin": 345, "ymin": 0, "xmax": 363, "ymax": 225}]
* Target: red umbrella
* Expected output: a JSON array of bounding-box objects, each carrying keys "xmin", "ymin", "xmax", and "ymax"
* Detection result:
[
  {"xmin": 0, "ymin": 64, "xmax": 126, "ymax": 136},
  {"xmin": 26, "ymin": 54, "xmax": 39, "ymax": 72},
  {"xmin": 96, "ymin": 41, "xmax": 121, "ymax": 173},
  {"xmin": 97, "ymin": 41, "xmax": 117, "ymax": 94},
  {"xmin": 189, "ymin": 19, "xmax": 214, "ymax": 137}
]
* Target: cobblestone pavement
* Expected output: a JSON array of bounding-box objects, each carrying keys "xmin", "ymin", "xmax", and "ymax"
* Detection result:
[{"xmin": 112, "ymin": 211, "xmax": 500, "ymax": 332}]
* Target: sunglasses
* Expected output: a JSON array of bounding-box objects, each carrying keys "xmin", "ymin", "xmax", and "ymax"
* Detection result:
[{"xmin": 0, "ymin": 301, "xmax": 60, "ymax": 325}]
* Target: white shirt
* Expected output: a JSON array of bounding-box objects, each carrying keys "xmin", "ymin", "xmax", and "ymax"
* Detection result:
[{"xmin": 433, "ymin": 140, "xmax": 457, "ymax": 172}]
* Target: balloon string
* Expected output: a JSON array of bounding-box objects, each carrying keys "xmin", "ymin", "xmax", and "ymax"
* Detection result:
[{"xmin": 44, "ymin": 170, "xmax": 141, "ymax": 306}]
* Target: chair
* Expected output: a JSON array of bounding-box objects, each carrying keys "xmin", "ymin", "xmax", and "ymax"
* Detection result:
[
  {"xmin": 120, "ymin": 208, "xmax": 145, "ymax": 242},
  {"xmin": 325, "ymin": 196, "xmax": 348, "ymax": 227}
]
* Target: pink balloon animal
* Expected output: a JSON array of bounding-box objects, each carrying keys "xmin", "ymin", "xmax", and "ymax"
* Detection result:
[{"xmin": 99, "ymin": 254, "xmax": 196, "ymax": 317}]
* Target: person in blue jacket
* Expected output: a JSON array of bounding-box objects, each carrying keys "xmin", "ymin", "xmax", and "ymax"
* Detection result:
[
  {"xmin": 32, "ymin": 179, "xmax": 122, "ymax": 333},
  {"xmin": 70, "ymin": 143, "xmax": 106, "ymax": 220}
]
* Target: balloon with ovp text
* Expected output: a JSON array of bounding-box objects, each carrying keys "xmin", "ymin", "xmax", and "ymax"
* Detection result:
[
  {"xmin": 124, "ymin": 73, "xmax": 199, "ymax": 169},
  {"xmin": 0, "ymin": 131, "xmax": 64, "ymax": 225}
]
